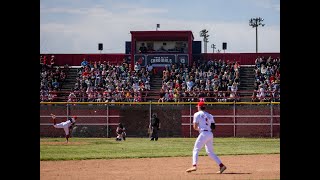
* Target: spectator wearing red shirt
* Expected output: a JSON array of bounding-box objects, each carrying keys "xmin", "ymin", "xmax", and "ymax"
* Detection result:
[
  {"xmin": 43, "ymin": 56, "xmax": 47, "ymax": 65},
  {"xmin": 269, "ymin": 75, "xmax": 275, "ymax": 82}
]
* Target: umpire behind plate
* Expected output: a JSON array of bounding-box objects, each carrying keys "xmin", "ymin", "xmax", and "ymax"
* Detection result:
[{"xmin": 150, "ymin": 113, "xmax": 161, "ymax": 141}]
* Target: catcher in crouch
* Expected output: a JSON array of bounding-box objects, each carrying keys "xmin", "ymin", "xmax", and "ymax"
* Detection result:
[
  {"xmin": 116, "ymin": 123, "xmax": 126, "ymax": 141},
  {"xmin": 51, "ymin": 114, "xmax": 77, "ymax": 143}
]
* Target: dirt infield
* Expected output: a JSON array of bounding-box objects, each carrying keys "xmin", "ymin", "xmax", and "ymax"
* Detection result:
[{"xmin": 40, "ymin": 154, "xmax": 279, "ymax": 180}]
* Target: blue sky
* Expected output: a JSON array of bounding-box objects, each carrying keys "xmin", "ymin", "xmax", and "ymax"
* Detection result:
[{"xmin": 40, "ymin": 0, "xmax": 280, "ymax": 53}]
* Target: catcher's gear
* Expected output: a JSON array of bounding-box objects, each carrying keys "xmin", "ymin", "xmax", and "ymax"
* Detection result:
[{"xmin": 116, "ymin": 128, "xmax": 123, "ymax": 134}]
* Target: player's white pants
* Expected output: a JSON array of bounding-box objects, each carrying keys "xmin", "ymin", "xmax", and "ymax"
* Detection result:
[
  {"xmin": 192, "ymin": 131, "xmax": 222, "ymax": 166},
  {"xmin": 53, "ymin": 122, "xmax": 70, "ymax": 135}
]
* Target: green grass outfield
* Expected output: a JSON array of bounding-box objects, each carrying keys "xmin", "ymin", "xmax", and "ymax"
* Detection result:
[{"xmin": 40, "ymin": 137, "xmax": 280, "ymax": 161}]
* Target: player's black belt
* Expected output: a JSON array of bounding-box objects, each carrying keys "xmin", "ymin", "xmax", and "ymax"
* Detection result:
[{"xmin": 204, "ymin": 130, "xmax": 208, "ymax": 131}]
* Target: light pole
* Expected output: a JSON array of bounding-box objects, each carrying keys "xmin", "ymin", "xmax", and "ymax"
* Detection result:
[
  {"xmin": 249, "ymin": 17, "xmax": 265, "ymax": 53},
  {"xmin": 200, "ymin": 29, "xmax": 209, "ymax": 53},
  {"xmin": 211, "ymin": 44, "xmax": 216, "ymax": 53}
]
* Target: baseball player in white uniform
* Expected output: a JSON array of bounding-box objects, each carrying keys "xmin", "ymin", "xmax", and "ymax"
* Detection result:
[
  {"xmin": 186, "ymin": 101, "xmax": 227, "ymax": 174},
  {"xmin": 51, "ymin": 114, "xmax": 77, "ymax": 143}
]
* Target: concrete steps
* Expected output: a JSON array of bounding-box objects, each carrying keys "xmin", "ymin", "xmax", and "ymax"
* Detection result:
[
  {"xmin": 58, "ymin": 68, "xmax": 79, "ymax": 101},
  {"xmin": 238, "ymin": 66, "xmax": 255, "ymax": 101}
]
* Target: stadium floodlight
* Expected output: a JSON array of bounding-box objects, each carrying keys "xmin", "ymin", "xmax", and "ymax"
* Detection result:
[
  {"xmin": 211, "ymin": 44, "xmax": 216, "ymax": 53},
  {"xmin": 200, "ymin": 29, "xmax": 210, "ymax": 53},
  {"xmin": 249, "ymin": 17, "xmax": 265, "ymax": 53}
]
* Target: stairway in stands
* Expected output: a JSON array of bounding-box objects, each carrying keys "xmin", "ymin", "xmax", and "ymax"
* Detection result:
[
  {"xmin": 146, "ymin": 74, "xmax": 162, "ymax": 102},
  {"xmin": 58, "ymin": 68, "xmax": 79, "ymax": 101},
  {"xmin": 238, "ymin": 66, "xmax": 255, "ymax": 102}
]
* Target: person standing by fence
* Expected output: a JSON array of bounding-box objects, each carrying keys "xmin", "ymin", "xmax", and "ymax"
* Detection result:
[{"xmin": 150, "ymin": 113, "xmax": 160, "ymax": 141}]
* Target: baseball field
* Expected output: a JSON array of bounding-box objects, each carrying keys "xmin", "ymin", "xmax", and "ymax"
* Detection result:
[{"xmin": 40, "ymin": 137, "xmax": 280, "ymax": 179}]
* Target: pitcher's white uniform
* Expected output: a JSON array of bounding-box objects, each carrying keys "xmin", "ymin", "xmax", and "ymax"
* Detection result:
[
  {"xmin": 192, "ymin": 110, "xmax": 222, "ymax": 166},
  {"xmin": 53, "ymin": 118, "xmax": 74, "ymax": 136}
]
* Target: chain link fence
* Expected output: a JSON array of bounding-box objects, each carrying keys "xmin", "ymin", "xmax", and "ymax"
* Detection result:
[{"xmin": 40, "ymin": 102, "xmax": 280, "ymax": 138}]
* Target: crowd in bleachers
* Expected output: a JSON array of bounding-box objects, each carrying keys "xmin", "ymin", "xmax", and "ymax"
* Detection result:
[
  {"xmin": 40, "ymin": 55, "xmax": 281, "ymax": 103},
  {"xmin": 68, "ymin": 59, "xmax": 151, "ymax": 102},
  {"xmin": 252, "ymin": 56, "xmax": 280, "ymax": 102},
  {"xmin": 40, "ymin": 55, "xmax": 67, "ymax": 102},
  {"xmin": 158, "ymin": 59, "xmax": 241, "ymax": 102}
]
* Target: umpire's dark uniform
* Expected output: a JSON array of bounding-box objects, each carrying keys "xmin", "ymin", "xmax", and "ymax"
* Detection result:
[{"xmin": 150, "ymin": 113, "xmax": 160, "ymax": 141}]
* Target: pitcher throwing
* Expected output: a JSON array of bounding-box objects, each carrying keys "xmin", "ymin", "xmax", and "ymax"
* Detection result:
[
  {"xmin": 51, "ymin": 114, "xmax": 77, "ymax": 143},
  {"xmin": 186, "ymin": 102, "xmax": 227, "ymax": 174}
]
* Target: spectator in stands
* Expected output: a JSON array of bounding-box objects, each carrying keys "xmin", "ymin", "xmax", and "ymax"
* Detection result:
[
  {"xmin": 158, "ymin": 89, "xmax": 165, "ymax": 102},
  {"xmin": 68, "ymin": 91, "xmax": 77, "ymax": 102},
  {"xmin": 158, "ymin": 45, "xmax": 166, "ymax": 52},
  {"xmin": 230, "ymin": 82, "xmax": 239, "ymax": 102},
  {"xmin": 81, "ymin": 58, "xmax": 88, "ymax": 68},
  {"xmin": 234, "ymin": 61, "xmax": 240, "ymax": 72},
  {"xmin": 251, "ymin": 91, "xmax": 259, "ymax": 102},
  {"xmin": 52, "ymin": 80, "xmax": 60, "ymax": 91},
  {"xmin": 145, "ymin": 80, "xmax": 150, "ymax": 91},
  {"xmin": 186, "ymin": 79, "xmax": 194, "ymax": 91},
  {"xmin": 139, "ymin": 43, "xmax": 147, "ymax": 53},
  {"xmin": 134, "ymin": 62, "xmax": 141, "ymax": 72},
  {"xmin": 174, "ymin": 89, "xmax": 180, "ymax": 102},
  {"xmin": 43, "ymin": 56, "xmax": 47, "ymax": 66},
  {"xmin": 257, "ymin": 84, "xmax": 266, "ymax": 102},
  {"xmin": 147, "ymin": 64, "xmax": 153, "ymax": 75},
  {"xmin": 87, "ymin": 92, "xmax": 95, "ymax": 102},
  {"xmin": 96, "ymin": 92, "xmax": 102, "ymax": 102},
  {"xmin": 260, "ymin": 64, "xmax": 267, "ymax": 75},
  {"xmin": 49, "ymin": 55, "xmax": 55, "ymax": 68},
  {"xmin": 40, "ymin": 55, "xmax": 44, "ymax": 64},
  {"xmin": 271, "ymin": 80, "xmax": 280, "ymax": 102}
]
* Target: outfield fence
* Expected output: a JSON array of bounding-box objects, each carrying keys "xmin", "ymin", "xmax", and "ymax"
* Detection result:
[{"xmin": 40, "ymin": 102, "xmax": 280, "ymax": 138}]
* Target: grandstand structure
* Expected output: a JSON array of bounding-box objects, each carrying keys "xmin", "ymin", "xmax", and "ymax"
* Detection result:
[{"xmin": 40, "ymin": 30, "xmax": 280, "ymax": 102}]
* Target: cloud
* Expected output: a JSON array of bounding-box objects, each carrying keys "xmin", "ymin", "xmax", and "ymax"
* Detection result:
[
  {"xmin": 40, "ymin": 3, "xmax": 279, "ymax": 53},
  {"xmin": 273, "ymin": 4, "xmax": 280, "ymax": 12},
  {"xmin": 243, "ymin": 0, "xmax": 280, "ymax": 12},
  {"xmin": 126, "ymin": 8, "xmax": 169, "ymax": 15}
]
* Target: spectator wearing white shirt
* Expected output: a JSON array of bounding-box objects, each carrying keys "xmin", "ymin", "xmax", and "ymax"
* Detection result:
[
  {"xmin": 134, "ymin": 62, "xmax": 141, "ymax": 72},
  {"xmin": 186, "ymin": 79, "xmax": 194, "ymax": 91},
  {"xmin": 68, "ymin": 91, "xmax": 77, "ymax": 102},
  {"xmin": 132, "ymin": 82, "xmax": 140, "ymax": 92},
  {"xmin": 145, "ymin": 80, "xmax": 150, "ymax": 91},
  {"xmin": 147, "ymin": 64, "xmax": 153, "ymax": 74},
  {"xmin": 257, "ymin": 84, "xmax": 266, "ymax": 102},
  {"xmin": 260, "ymin": 64, "xmax": 267, "ymax": 75}
]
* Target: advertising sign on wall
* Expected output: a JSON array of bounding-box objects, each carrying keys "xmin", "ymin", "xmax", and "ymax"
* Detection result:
[
  {"xmin": 147, "ymin": 54, "xmax": 176, "ymax": 67},
  {"xmin": 176, "ymin": 54, "xmax": 189, "ymax": 66},
  {"xmin": 134, "ymin": 55, "xmax": 147, "ymax": 66}
]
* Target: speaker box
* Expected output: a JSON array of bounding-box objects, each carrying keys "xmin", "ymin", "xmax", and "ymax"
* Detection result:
[
  {"xmin": 98, "ymin": 43, "xmax": 103, "ymax": 51},
  {"xmin": 222, "ymin": 42, "xmax": 227, "ymax": 50}
]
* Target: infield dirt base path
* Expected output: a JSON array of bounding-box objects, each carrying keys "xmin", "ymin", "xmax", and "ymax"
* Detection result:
[{"xmin": 41, "ymin": 154, "xmax": 279, "ymax": 180}]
